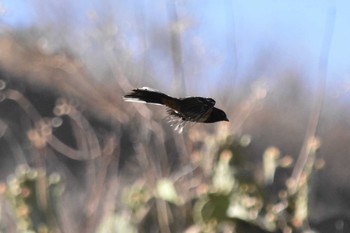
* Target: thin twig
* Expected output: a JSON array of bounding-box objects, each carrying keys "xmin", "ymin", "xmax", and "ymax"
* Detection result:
[{"xmin": 290, "ymin": 7, "xmax": 336, "ymax": 192}]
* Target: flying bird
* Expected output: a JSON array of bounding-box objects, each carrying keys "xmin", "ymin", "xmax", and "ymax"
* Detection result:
[{"xmin": 124, "ymin": 87, "xmax": 228, "ymax": 132}]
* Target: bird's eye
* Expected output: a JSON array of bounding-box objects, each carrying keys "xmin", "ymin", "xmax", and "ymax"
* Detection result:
[{"xmin": 207, "ymin": 98, "xmax": 215, "ymax": 105}]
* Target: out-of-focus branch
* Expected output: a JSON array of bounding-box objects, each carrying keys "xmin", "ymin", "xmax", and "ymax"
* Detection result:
[
  {"xmin": 290, "ymin": 7, "xmax": 336, "ymax": 192},
  {"xmin": 167, "ymin": 0, "xmax": 186, "ymax": 96}
]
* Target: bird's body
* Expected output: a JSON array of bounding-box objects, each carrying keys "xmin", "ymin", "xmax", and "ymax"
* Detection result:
[{"xmin": 124, "ymin": 87, "xmax": 228, "ymax": 132}]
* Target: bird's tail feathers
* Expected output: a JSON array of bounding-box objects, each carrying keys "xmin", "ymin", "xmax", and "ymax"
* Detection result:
[{"xmin": 123, "ymin": 87, "xmax": 172, "ymax": 105}]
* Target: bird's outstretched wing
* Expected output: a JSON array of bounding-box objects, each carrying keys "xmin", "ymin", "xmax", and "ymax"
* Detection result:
[
  {"xmin": 166, "ymin": 97, "xmax": 215, "ymax": 132},
  {"xmin": 178, "ymin": 97, "xmax": 215, "ymax": 122},
  {"xmin": 166, "ymin": 108, "xmax": 188, "ymax": 133}
]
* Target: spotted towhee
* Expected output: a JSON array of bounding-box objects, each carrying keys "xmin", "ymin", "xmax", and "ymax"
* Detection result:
[{"xmin": 124, "ymin": 87, "xmax": 228, "ymax": 132}]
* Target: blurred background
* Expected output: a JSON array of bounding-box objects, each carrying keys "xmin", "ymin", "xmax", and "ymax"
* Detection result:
[{"xmin": 0, "ymin": 1, "xmax": 350, "ymax": 233}]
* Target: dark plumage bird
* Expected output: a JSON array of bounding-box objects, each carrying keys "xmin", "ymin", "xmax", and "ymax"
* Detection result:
[{"xmin": 124, "ymin": 87, "xmax": 228, "ymax": 132}]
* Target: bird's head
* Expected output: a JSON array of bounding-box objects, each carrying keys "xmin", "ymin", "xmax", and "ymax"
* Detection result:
[{"xmin": 205, "ymin": 107, "xmax": 229, "ymax": 123}]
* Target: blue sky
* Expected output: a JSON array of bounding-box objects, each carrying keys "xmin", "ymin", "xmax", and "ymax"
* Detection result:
[
  {"xmin": 1, "ymin": 0, "xmax": 350, "ymax": 94},
  {"xmin": 1, "ymin": 0, "xmax": 36, "ymax": 26}
]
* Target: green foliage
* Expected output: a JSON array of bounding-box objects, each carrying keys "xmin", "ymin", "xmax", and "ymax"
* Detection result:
[
  {"xmin": 97, "ymin": 214, "xmax": 137, "ymax": 233},
  {"xmin": 0, "ymin": 126, "xmax": 321, "ymax": 233},
  {"xmin": 117, "ymin": 132, "xmax": 321, "ymax": 233},
  {"xmin": 3, "ymin": 165, "xmax": 63, "ymax": 233}
]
